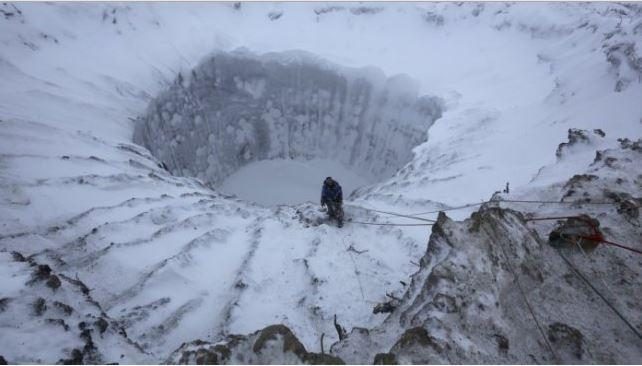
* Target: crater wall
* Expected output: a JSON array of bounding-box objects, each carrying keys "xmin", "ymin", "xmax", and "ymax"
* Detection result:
[{"xmin": 134, "ymin": 50, "xmax": 442, "ymax": 187}]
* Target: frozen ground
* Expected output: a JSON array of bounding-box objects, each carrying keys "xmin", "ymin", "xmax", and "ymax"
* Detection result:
[
  {"xmin": 219, "ymin": 158, "xmax": 371, "ymax": 206},
  {"xmin": 0, "ymin": 2, "xmax": 641, "ymax": 364}
]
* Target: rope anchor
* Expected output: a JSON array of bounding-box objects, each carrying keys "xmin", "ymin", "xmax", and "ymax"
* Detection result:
[{"xmin": 526, "ymin": 215, "xmax": 641, "ymax": 255}]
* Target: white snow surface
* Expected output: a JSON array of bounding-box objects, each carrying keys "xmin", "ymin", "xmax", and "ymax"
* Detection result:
[
  {"xmin": 219, "ymin": 158, "xmax": 371, "ymax": 206},
  {"xmin": 1, "ymin": 2, "xmax": 641, "ymax": 363}
]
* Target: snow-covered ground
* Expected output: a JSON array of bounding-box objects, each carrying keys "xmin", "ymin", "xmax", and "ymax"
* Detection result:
[
  {"xmin": 1, "ymin": 2, "xmax": 641, "ymax": 364},
  {"xmin": 219, "ymin": 158, "xmax": 371, "ymax": 206}
]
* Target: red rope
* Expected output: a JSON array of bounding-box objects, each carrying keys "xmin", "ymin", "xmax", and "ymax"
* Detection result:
[
  {"xmin": 578, "ymin": 233, "xmax": 604, "ymax": 243},
  {"xmin": 584, "ymin": 237, "xmax": 642, "ymax": 255}
]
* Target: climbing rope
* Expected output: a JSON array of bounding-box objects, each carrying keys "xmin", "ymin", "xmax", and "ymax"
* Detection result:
[
  {"xmin": 357, "ymin": 208, "xmax": 436, "ymax": 223},
  {"xmin": 342, "ymin": 234, "xmax": 366, "ymax": 301},
  {"xmin": 495, "ymin": 236, "xmax": 559, "ymax": 362},
  {"xmin": 570, "ymin": 236, "xmax": 621, "ymax": 315},
  {"xmin": 409, "ymin": 199, "xmax": 618, "ymax": 217},
  {"xmin": 348, "ymin": 198, "xmax": 618, "ymax": 225},
  {"xmin": 525, "ymin": 215, "xmax": 593, "ymax": 221},
  {"xmin": 556, "ymin": 248, "xmax": 642, "ymax": 340},
  {"xmin": 502, "ymin": 199, "xmax": 616, "ymax": 205},
  {"xmin": 349, "ymin": 220, "xmax": 433, "ymax": 227},
  {"xmin": 592, "ymin": 238, "xmax": 642, "ymax": 255},
  {"xmin": 347, "ymin": 203, "xmax": 640, "ymax": 255},
  {"xmin": 409, "ymin": 202, "xmax": 486, "ymax": 216},
  {"xmin": 344, "ymin": 204, "xmax": 437, "ymax": 223}
]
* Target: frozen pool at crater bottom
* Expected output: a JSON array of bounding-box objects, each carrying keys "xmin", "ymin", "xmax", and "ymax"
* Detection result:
[{"xmin": 218, "ymin": 158, "xmax": 373, "ymax": 206}]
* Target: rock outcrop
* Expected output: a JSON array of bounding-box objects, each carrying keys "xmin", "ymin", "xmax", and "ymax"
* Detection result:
[
  {"xmin": 328, "ymin": 136, "xmax": 642, "ymax": 364},
  {"xmin": 167, "ymin": 324, "xmax": 344, "ymax": 365}
]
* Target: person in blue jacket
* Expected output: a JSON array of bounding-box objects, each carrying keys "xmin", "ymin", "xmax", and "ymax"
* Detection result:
[{"xmin": 321, "ymin": 176, "xmax": 344, "ymax": 228}]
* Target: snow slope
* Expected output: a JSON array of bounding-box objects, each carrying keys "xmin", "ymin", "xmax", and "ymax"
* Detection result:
[{"xmin": 1, "ymin": 2, "xmax": 641, "ymax": 363}]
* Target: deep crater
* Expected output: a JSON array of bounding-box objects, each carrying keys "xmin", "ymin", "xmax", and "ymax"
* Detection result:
[{"xmin": 134, "ymin": 50, "xmax": 442, "ymax": 204}]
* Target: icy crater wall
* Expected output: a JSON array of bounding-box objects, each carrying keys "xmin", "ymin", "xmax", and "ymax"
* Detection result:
[{"xmin": 134, "ymin": 51, "xmax": 442, "ymax": 186}]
